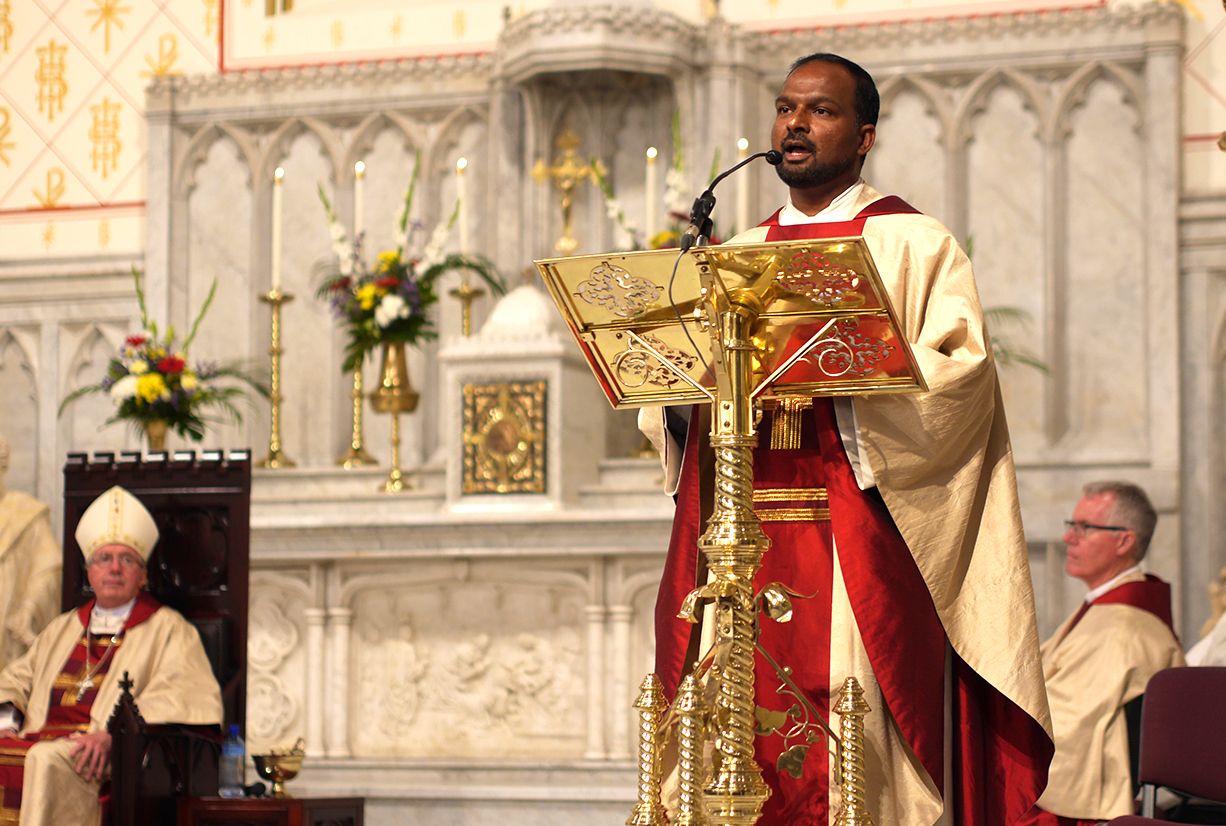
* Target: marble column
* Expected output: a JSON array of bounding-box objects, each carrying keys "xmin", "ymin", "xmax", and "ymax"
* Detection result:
[
  {"xmin": 304, "ymin": 607, "xmax": 327, "ymax": 759},
  {"xmin": 326, "ymin": 607, "xmax": 353, "ymax": 758},
  {"xmin": 584, "ymin": 604, "xmax": 607, "ymax": 760},
  {"xmin": 607, "ymin": 604, "xmax": 633, "ymax": 760}
]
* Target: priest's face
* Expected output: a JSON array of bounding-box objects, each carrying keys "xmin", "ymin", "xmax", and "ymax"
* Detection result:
[
  {"xmin": 87, "ymin": 543, "xmax": 148, "ymax": 608},
  {"xmin": 1062, "ymin": 493, "xmax": 1136, "ymax": 589},
  {"xmin": 771, "ymin": 60, "xmax": 875, "ymax": 196}
]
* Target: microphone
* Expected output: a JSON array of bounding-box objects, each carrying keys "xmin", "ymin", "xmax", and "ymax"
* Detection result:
[{"xmin": 678, "ymin": 149, "xmax": 783, "ymax": 253}]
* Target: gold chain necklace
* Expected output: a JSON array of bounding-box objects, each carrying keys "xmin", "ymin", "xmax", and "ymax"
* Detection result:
[{"xmin": 75, "ymin": 630, "xmax": 122, "ymax": 701}]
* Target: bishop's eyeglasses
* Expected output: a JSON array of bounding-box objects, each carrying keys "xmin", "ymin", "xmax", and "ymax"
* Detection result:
[{"xmin": 1062, "ymin": 520, "xmax": 1131, "ymax": 537}]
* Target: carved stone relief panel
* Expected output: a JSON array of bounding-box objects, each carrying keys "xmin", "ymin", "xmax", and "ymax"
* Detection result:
[
  {"xmin": 348, "ymin": 568, "xmax": 586, "ymax": 759},
  {"xmin": 1063, "ymin": 76, "xmax": 1146, "ymax": 458},
  {"xmin": 965, "ymin": 81, "xmax": 1047, "ymax": 455},
  {"xmin": 247, "ymin": 572, "xmax": 309, "ymax": 754}
]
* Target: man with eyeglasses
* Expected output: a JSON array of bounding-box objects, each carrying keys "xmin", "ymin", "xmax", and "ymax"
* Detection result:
[
  {"xmin": 1025, "ymin": 481, "xmax": 1184, "ymax": 826},
  {"xmin": 0, "ymin": 485, "xmax": 221, "ymax": 826}
]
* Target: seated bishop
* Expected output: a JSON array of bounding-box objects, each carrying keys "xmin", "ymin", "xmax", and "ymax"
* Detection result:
[{"xmin": 0, "ymin": 485, "xmax": 222, "ymax": 826}]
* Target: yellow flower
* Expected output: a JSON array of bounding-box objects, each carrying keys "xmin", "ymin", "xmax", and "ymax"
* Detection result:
[
  {"xmin": 376, "ymin": 250, "xmax": 400, "ymax": 271},
  {"xmin": 130, "ymin": 359, "xmax": 149, "ymax": 375},
  {"xmin": 136, "ymin": 373, "xmax": 167, "ymax": 403},
  {"xmin": 356, "ymin": 282, "xmax": 379, "ymax": 310},
  {"xmin": 180, "ymin": 373, "xmax": 199, "ymax": 391}
]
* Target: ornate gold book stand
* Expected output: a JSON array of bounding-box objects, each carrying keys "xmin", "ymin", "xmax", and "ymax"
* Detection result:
[{"xmin": 537, "ymin": 238, "xmax": 926, "ymax": 826}]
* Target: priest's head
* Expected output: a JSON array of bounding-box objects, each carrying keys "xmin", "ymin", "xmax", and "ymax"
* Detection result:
[
  {"xmin": 1062, "ymin": 481, "xmax": 1156, "ymax": 590},
  {"xmin": 772, "ymin": 53, "xmax": 877, "ymax": 212},
  {"xmin": 75, "ymin": 486, "xmax": 158, "ymax": 608}
]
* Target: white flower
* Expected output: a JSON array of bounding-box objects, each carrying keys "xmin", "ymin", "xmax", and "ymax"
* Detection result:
[
  {"xmin": 329, "ymin": 221, "xmax": 347, "ymax": 243},
  {"xmin": 374, "ymin": 294, "xmax": 410, "ymax": 328},
  {"xmin": 129, "ymin": 359, "xmax": 149, "ymax": 375},
  {"xmin": 420, "ymin": 220, "xmax": 450, "ymax": 269},
  {"xmin": 109, "ymin": 374, "xmax": 139, "ymax": 403},
  {"xmin": 338, "ymin": 256, "xmax": 354, "ymax": 277},
  {"xmin": 605, "ymin": 199, "xmax": 623, "ymax": 221},
  {"xmin": 332, "ymin": 239, "xmax": 353, "ymax": 261}
]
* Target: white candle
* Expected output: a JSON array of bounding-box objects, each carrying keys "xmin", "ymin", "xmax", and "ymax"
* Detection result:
[
  {"xmin": 644, "ymin": 146, "xmax": 658, "ymax": 246},
  {"xmin": 353, "ymin": 160, "xmax": 365, "ymax": 239},
  {"xmin": 456, "ymin": 157, "xmax": 469, "ymax": 255},
  {"xmin": 735, "ymin": 137, "xmax": 750, "ymax": 234},
  {"xmin": 271, "ymin": 167, "xmax": 284, "ymax": 292}
]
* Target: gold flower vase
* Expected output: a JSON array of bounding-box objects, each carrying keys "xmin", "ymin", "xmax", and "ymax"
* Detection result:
[
  {"xmin": 370, "ymin": 341, "xmax": 420, "ymax": 493},
  {"xmin": 144, "ymin": 420, "xmax": 168, "ymax": 452}
]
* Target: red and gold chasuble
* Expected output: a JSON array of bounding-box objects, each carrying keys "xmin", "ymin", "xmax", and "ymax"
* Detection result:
[
  {"xmin": 655, "ymin": 196, "xmax": 1051, "ymax": 825},
  {"xmin": 0, "ymin": 593, "xmax": 160, "ymax": 820}
]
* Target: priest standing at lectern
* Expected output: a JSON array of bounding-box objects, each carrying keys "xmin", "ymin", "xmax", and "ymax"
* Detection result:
[
  {"xmin": 0, "ymin": 485, "xmax": 222, "ymax": 826},
  {"xmin": 641, "ymin": 53, "xmax": 1054, "ymax": 824}
]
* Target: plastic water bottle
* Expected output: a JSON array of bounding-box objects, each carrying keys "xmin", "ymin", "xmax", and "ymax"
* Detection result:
[{"xmin": 219, "ymin": 723, "xmax": 245, "ymax": 798}]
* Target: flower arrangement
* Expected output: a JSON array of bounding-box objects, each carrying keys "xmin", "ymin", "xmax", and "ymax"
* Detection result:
[
  {"xmin": 59, "ymin": 269, "xmax": 268, "ymax": 442},
  {"xmin": 316, "ymin": 154, "xmax": 505, "ymax": 372}
]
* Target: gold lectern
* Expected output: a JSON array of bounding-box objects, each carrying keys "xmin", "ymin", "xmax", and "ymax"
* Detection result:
[{"xmin": 537, "ymin": 238, "xmax": 926, "ymax": 826}]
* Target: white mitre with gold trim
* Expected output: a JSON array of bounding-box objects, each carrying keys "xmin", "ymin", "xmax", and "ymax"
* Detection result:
[{"xmin": 74, "ymin": 485, "xmax": 159, "ymax": 561}]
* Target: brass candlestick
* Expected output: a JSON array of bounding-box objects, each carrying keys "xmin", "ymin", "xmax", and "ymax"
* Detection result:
[
  {"xmin": 370, "ymin": 341, "xmax": 419, "ymax": 493},
  {"xmin": 258, "ymin": 290, "xmax": 297, "ymax": 469},
  {"xmin": 448, "ymin": 281, "xmax": 485, "ymax": 337},
  {"xmin": 337, "ymin": 364, "xmax": 377, "ymax": 467},
  {"xmin": 833, "ymin": 678, "xmax": 874, "ymax": 826},
  {"xmin": 627, "ymin": 674, "xmax": 669, "ymax": 826}
]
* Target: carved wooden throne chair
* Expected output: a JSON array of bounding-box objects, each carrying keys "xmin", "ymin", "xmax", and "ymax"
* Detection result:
[{"xmin": 61, "ymin": 449, "xmax": 252, "ymax": 826}]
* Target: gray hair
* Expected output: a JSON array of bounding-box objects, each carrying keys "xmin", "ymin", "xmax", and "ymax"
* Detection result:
[{"xmin": 1083, "ymin": 480, "xmax": 1157, "ymax": 560}]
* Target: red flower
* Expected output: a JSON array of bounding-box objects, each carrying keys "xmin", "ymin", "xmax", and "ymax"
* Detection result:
[
  {"xmin": 157, "ymin": 355, "xmax": 186, "ymax": 374},
  {"xmin": 374, "ymin": 276, "xmax": 401, "ymax": 289},
  {"xmin": 125, "ymin": 334, "xmax": 148, "ymax": 347},
  {"xmin": 329, "ymin": 277, "xmax": 352, "ymax": 291}
]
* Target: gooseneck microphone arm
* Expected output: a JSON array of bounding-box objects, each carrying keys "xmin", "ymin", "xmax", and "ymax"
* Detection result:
[{"xmin": 678, "ymin": 149, "xmax": 783, "ymax": 253}]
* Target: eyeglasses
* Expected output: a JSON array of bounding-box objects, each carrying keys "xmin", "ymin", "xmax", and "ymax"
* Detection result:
[
  {"xmin": 88, "ymin": 551, "xmax": 145, "ymax": 569},
  {"xmin": 1063, "ymin": 520, "xmax": 1131, "ymax": 537}
]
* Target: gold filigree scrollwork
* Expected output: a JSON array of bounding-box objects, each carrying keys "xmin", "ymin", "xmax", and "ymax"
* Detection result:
[
  {"xmin": 0, "ymin": 0, "xmax": 12, "ymax": 55},
  {"xmin": 777, "ymin": 250, "xmax": 866, "ymax": 310},
  {"xmin": 461, "ymin": 380, "xmax": 547, "ymax": 494},
  {"xmin": 804, "ymin": 319, "xmax": 894, "ymax": 379},
  {"xmin": 576, "ymin": 261, "xmax": 662, "ymax": 319},
  {"xmin": 614, "ymin": 333, "xmax": 697, "ymax": 389},
  {"xmin": 87, "ymin": 0, "xmax": 131, "ymax": 54}
]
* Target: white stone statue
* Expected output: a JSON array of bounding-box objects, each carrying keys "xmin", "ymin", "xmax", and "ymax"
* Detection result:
[{"xmin": 0, "ymin": 433, "xmax": 61, "ymax": 669}]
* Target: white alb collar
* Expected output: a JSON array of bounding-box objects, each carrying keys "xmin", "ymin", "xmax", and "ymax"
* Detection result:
[
  {"xmin": 778, "ymin": 179, "xmax": 865, "ymax": 226},
  {"xmin": 89, "ymin": 597, "xmax": 137, "ymax": 634}
]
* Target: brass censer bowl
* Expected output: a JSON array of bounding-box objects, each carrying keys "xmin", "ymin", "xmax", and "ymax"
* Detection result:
[{"xmin": 251, "ymin": 738, "xmax": 305, "ymax": 798}]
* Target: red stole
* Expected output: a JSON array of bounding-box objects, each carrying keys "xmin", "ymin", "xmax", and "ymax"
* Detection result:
[
  {"xmin": 0, "ymin": 592, "xmax": 161, "ymax": 817},
  {"xmin": 654, "ymin": 195, "xmax": 1052, "ymax": 824},
  {"xmin": 1091, "ymin": 575, "xmax": 1176, "ymax": 638}
]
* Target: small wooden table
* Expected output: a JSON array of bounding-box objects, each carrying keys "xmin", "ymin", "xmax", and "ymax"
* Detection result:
[{"xmin": 177, "ymin": 796, "xmax": 364, "ymax": 826}]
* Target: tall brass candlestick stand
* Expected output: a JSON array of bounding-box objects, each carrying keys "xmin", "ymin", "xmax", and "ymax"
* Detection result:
[
  {"xmin": 258, "ymin": 290, "xmax": 297, "ymax": 469},
  {"xmin": 448, "ymin": 281, "xmax": 485, "ymax": 337},
  {"xmin": 370, "ymin": 341, "xmax": 419, "ymax": 493},
  {"xmin": 337, "ymin": 365, "xmax": 377, "ymax": 467}
]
